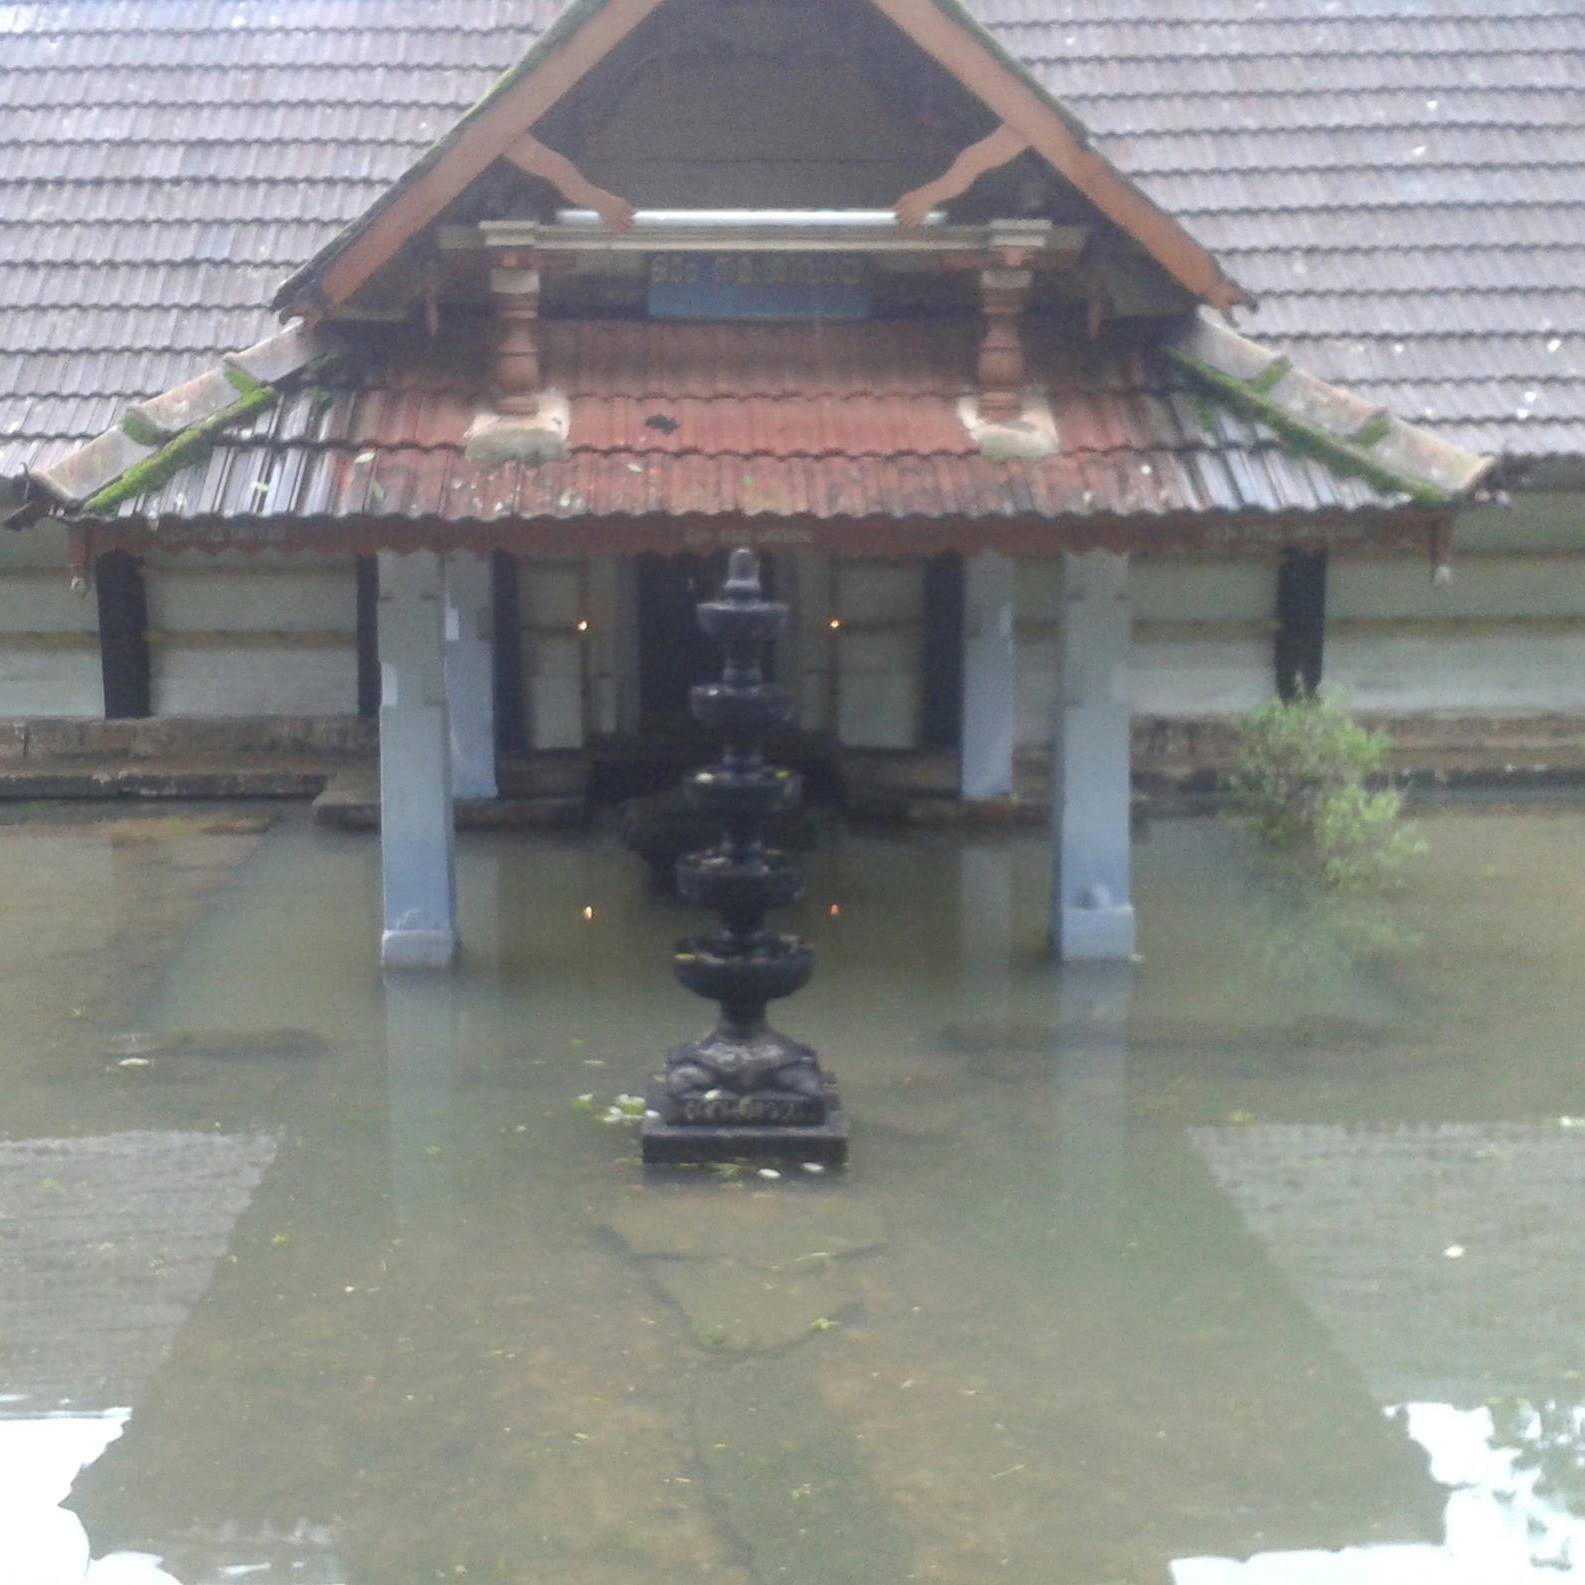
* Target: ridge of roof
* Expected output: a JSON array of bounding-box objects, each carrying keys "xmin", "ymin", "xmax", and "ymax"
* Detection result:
[
  {"xmin": 18, "ymin": 323, "xmax": 333, "ymax": 523},
  {"xmin": 272, "ymin": 0, "xmax": 1247, "ymax": 319},
  {"xmin": 1163, "ymin": 309, "xmax": 1494, "ymax": 506}
]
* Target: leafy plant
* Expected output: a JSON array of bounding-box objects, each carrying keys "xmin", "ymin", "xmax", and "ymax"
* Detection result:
[{"xmin": 1228, "ymin": 688, "xmax": 1426, "ymax": 888}]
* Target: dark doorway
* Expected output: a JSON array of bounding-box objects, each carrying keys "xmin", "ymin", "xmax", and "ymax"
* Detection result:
[{"xmin": 637, "ymin": 551, "xmax": 779, "ymax": 737}]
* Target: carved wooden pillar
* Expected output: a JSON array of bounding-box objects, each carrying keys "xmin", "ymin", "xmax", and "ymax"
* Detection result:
[
  {"xmin": 489, "ymin": 249, "xmax": 543, "ymax": 415},
  {"xmin": 977, "ymin": 264, "xmax": 1033, "ymax": 422},
  {"xmin": 974, "ymin": 222, "xmax": 1047, "ymax": 423}
]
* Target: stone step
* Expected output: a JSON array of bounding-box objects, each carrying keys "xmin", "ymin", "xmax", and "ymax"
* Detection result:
[
  {"xmin": 310, "ymin": 768, "xmax": 586, "ymax": 830},
  {"xmin": 0, "ymin": 755, "xmax": 342, "ymax": 800}
]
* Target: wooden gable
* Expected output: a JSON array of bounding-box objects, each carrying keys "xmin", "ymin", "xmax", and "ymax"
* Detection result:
[
  {"xmin": 539, "ymin": 0, "xmax": 996, "ymax": 212},
  {"xmin": 273, "ymin": 0, "xmax": 1246, "ymax": 321}
]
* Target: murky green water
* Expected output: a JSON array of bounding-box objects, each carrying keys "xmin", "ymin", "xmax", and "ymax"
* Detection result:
[{"xmin": 4, "ymin": 802, "xmax": 1585, "ymax": 1584}]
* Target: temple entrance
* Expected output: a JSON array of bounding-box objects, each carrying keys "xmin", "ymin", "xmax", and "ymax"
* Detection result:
[{"xmin": 637, "ymin": 551, "xmax": 778, "ymax": 738}]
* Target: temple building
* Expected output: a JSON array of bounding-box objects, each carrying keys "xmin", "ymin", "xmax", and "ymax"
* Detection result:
[{"xmin": 2, "ymin": 0, "xmax": 1581, "ymax": 964}]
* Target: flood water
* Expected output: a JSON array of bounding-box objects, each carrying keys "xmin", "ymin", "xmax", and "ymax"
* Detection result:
[{"xmin": 4, "ymin": 801, "xmax": 1585, "ymax": 1584}]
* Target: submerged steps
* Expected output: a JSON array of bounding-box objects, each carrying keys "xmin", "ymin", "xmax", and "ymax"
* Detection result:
[{"xmin": 310, "ymin": 767, "xmax": 585, "ymax": 830}]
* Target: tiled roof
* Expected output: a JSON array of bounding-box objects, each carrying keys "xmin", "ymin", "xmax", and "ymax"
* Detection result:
[
  {"xmin": 62, "ymin": 319, "xmax": 1461, "ymax": 546},
  {"xmin": 1, "ymin": 0, "xmax": 1578, "ymax": 491}
]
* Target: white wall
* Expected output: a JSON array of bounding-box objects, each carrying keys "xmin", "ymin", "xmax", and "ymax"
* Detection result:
[
  {"xmin": 1328, "ymin": 492, "xmax": 1585, "ymax": 716},
  {"xmin": 143, "ymin": 551, "xmax": 356, "ymax": 715},
  {"xmin": 833, "ymin": 557, "xmax": 924, "ymax": 749},
  {"xmin": 785, "ymin": 551, "xmax": 833, "ymax": 733},
  {"xmin": 0, "ymin": 494, "xmax": 1564, "ymax": 738},
  {"xmin": 1013, "ymin": 558, "xmax": 1060, "ymax": 747},
  {"xmin": 1132, "ymin": 557, "xmax": 1277, "ymax": 717},
  {"xmin": 586, "ymin": 555, "xmax": 639, "ymax": 736},
  {"xmin": 518, "ymin": 557, "xmax": 585, "ymax": 750},
  {"xmin": 1016, "ymin": 554, "xmax": 1277, "ymax": 747},
  {"xmin": 0, "ymin": 522, "xmax": 103, "ymax": 716}
]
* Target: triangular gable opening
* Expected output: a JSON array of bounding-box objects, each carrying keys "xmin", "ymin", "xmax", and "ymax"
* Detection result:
[{"xmin": 273, "ymin": 0, "xmax": 1247, "ymax": 322}]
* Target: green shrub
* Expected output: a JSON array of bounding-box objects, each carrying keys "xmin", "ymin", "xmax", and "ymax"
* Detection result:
[{"xmin": 1228, "ymin": 689, "xmax": 1426, "ymax": 887}]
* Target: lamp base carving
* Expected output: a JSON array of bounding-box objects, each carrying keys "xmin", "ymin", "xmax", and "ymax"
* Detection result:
[{"xmin": 641, "ymin": 1074, "xmax": 848, "ymax": 1166}]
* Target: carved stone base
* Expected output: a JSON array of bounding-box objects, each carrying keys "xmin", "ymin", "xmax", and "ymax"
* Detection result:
[
  {"xmin": 641, "ymin": 1076, "xmax": 849, "ymax": 1166},
  {"xmin": 656, "ymin": 1024, "xmax": 822, "ymax": 1115}
]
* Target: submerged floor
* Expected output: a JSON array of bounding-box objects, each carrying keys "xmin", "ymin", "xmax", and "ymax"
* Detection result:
[{"xmin": 3, "ymin": 802, "xmax": 1585, "ymax": 1584}]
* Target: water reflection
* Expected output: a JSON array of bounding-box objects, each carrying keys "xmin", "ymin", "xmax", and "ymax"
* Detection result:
[
  {"xmin": 1186, "ymin": 1115, "xmax": 1585, "ymax": 1581},
  {"xmin": 0, "ymin": 1411, "xmax": 135, "ymax": 1584},
  {"xmin": 1175, "ymin": 1400, "xmax": 1585, "ymax": 1582},
  {"xmin": 2, "ymin": 809, "xmax": 1585, "ymax": 1581},
  {"xmin": 383, "ymin": 973, "xmax": 460, "ymax": 1220}
]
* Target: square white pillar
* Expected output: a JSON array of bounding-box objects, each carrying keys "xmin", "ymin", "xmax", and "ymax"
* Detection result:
[
  {"xmin": 959, "ymin": 551, "xmax": 1017, "ymax": 800},
  {"xmin": 1051, "ymin": 550, "xmax": 1136, "ymax": 961},
  {"xmin": 443, "ymin": 552, "xmax": 497, "ymax": 802},
  {"xmin": 379, "ymin": 550, "xmax": 458, "ymax": 969}
]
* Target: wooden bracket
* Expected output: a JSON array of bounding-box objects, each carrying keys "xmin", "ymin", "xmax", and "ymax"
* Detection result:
[
  {"xmin": 894, "ymin": 124, "xmax": 1029, "ymax": 228},
  {"xmin": 505, "ymin": 134, "xmax": 635, "ymax": 233}
]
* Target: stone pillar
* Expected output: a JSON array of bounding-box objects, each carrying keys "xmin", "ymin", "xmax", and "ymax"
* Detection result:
[
  {"xmin": 378, "ymin": 550, "xmax": 458, "ymax": 969},
  {"xmin": 443, "ymin": 552, "xmax": 497, "ymax": 801},
  {"xmin": 1051, "ymin": 550, "xmax": 1136, "ymax": 961},
  {"xmin": 959, "ymin": 551, "xmax": 1016, "ymax": 800}
]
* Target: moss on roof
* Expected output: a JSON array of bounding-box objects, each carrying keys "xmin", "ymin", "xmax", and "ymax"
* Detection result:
[
  {"xmin": 1164, "ymin": 346, "xmax": 1451, "ymax": 509},
  {"xmin": 77, "ymin": 349, "xmax": 340, "ymax": 518},
  {"xmin": 82, "ymin": 386, "xmax": 280, "ymax": 518}
]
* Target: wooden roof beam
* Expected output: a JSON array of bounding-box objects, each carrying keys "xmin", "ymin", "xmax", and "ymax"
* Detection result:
[
  {"xmin": 863, "ymin": 0, "xmax": 1247, "ymax": 314},
  {"xmin": 504, "ymin": 134, "xmax": 635, "ymax": 233},
  {"xmin": 311, "ymin": 0, "xmax": 663, "ymax": 312}
]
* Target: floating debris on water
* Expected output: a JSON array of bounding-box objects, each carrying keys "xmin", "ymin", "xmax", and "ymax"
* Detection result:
[{"xmin": 103, "ymin": 1028, "xmax": 326, "ymax": 1062}]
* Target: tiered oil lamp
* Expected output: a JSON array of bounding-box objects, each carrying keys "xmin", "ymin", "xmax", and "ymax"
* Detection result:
[{"xmin": 641, "ymin": 548, "xmax": 847, "ymax": 1166}]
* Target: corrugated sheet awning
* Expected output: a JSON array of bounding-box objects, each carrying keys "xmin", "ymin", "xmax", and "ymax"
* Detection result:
[{"xmin": 69, "ymin": 317, "xmax": 1460, "ymax": 559}]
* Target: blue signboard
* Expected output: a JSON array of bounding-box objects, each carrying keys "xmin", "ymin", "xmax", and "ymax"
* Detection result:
[{"xmin": 648, "ymin": 252, "xmax": 871, "ymax": 321}]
